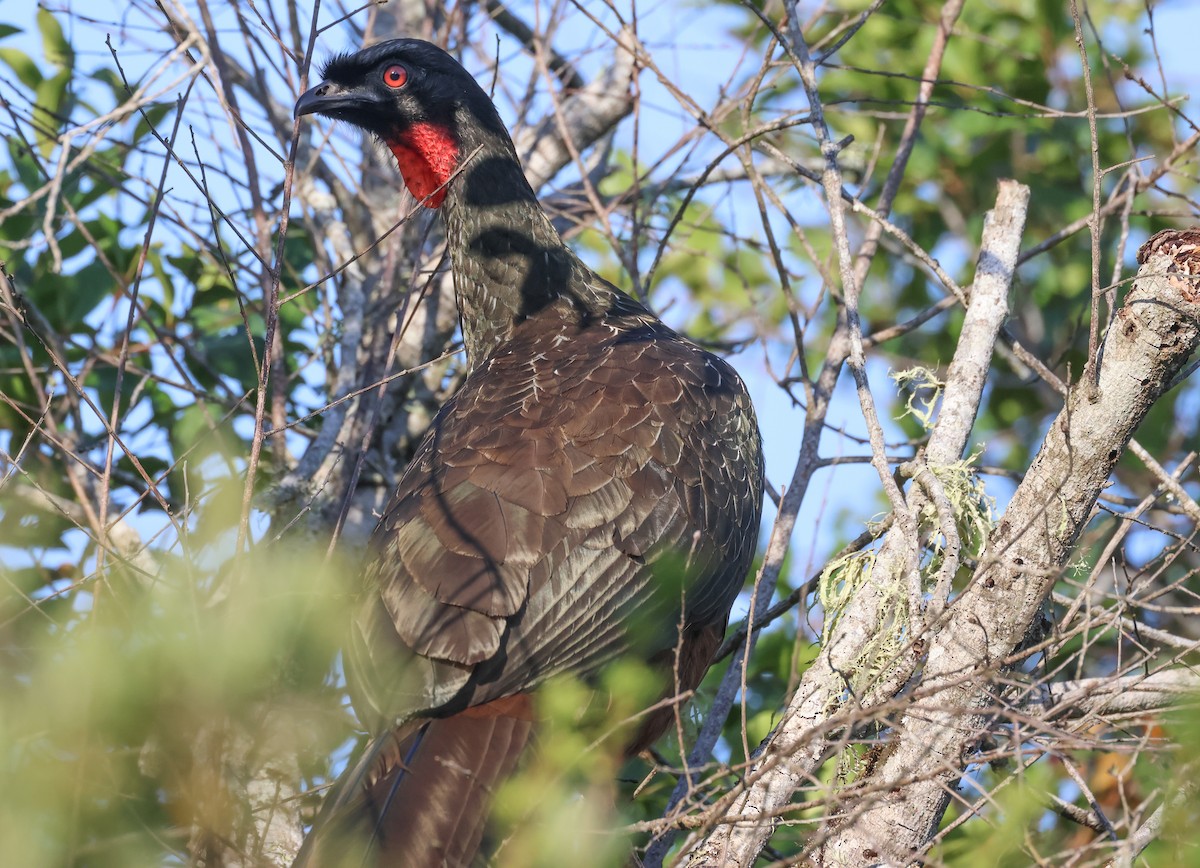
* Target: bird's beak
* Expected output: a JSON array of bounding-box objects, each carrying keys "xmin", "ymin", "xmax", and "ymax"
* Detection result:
[{"xmin": 294, "ymin": 81, "xmax": 371, "ymax": 119}]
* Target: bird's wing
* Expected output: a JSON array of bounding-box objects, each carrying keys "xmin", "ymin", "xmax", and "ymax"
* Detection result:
[{"xmin": 351, "ymin": 318, "xmax": 762, "ymax": 723}]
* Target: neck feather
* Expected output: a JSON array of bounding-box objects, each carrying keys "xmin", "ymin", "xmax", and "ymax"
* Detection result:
[
  {"xmin": 386, "ymin": 117, "xmax": 631, "ymax": 368},
  {"xmin": 436, "ymin": 138, "xmax": 618, "ymax": 367}
]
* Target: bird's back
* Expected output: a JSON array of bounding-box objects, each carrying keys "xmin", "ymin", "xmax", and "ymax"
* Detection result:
[{"xmin": 350, "ymin": 291, "xmax": 762, "ymax": 730}]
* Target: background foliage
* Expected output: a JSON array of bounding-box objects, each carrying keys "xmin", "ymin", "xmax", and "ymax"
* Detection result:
[{"xmin": 1, "ymin": 0, "xmax": 1198, "ymax": 865}]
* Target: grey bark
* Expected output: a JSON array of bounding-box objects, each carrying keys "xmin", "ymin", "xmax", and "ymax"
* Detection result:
[
  {"xmin": 819, "ymin": 229, "xmax": 1200, "ymax": 865},
  {"xmin": 1032, "ymin": 668, "xmax": 1200, "ymax": 719},
  {"xmin": 682, "ymin": 181, "xmax": 1030, "ymax": 868}
]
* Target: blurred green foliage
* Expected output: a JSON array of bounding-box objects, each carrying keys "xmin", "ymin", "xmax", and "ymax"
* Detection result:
[
  {"xmin": 0, "ymin": 0, "xmax": 1197, "ymax": 865},
  {"xmin": 0, "ymin": 534, "xmax": 353, "ymax": 866}
]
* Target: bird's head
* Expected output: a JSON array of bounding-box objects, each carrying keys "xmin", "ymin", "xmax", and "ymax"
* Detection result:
[{"xmin": 295, "ymin": 39, "xmax": 511, "ymax": 208}]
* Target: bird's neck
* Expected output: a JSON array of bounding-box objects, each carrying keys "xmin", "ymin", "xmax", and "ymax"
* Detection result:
[
  {"xmin": 385, "ymin": 121, "xmax": 638, "ymax": 367},
  {"xmin": 435, "ymin": 138, "xmax": 619, "ymax": 368}
]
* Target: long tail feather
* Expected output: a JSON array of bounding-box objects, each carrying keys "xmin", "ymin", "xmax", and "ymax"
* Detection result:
[{"xmin": 294, "ymin": 695, "xmax": 535, "ymax": 868}]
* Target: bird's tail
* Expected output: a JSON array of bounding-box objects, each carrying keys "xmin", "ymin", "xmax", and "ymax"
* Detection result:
[{"xmin": 294, "ymin": 694, "xmax": 536, "ymax": 868}]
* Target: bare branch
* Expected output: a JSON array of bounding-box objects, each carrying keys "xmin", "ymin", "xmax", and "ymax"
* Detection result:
[
  {"xmin": 819, "ymin": 230, "xmax": 1200, "ymax": 864},
  {"xmin": 681, "ymin": 180, "xmax": 1029, "ymax": 868}
]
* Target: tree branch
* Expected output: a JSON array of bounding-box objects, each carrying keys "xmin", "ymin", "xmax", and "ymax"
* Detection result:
[
  {"xmin": 682, "ymin": 181, "xmax": 1029, "ymax": 868},
  {"xmin": 819, "ymin": 229, "xmax": 1200, "ymax": 865}
]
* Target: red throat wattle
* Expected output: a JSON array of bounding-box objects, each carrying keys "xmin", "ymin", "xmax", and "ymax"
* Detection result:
[{"xmin": 386, "ymin": 122, "xmax": 459, "ymax": 208}]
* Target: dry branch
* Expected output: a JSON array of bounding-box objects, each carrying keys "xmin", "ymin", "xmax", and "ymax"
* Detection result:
[
  {"xmin": 820, "ymin": 229, "xmax": 1200, "ymax": 864},
  {"xmin": 683, "ymin": 181, "xmax": 1030, "ymax": 868}
]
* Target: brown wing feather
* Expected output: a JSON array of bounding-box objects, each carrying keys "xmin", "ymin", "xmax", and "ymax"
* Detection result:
[{"xmin": 352, "ymin": 299, "xmax": 762, "ymax": 725}]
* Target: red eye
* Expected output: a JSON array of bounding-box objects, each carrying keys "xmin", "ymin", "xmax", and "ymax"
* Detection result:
[{"xmin": 383, "ymin": 64, "xmax": 408, "ymax": 89}]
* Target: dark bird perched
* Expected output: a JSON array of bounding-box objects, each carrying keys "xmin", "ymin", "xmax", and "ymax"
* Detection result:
[{"xmin": 293, "ymin": 38, "xmax": 763, "ymax": 867}]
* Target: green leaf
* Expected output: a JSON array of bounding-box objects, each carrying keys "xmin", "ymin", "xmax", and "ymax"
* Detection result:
[
  {"xmin": 0, "ymin": 47, "xmax": 42, "ymax": 90},
  {"xmin": 39, "ymin": 259, "xmax": 117, "ymax": 329},
  {"xmin": 34, "ymin": 70, "xmax": 71, "ymax": 157},
  {"xmin": 90, "ymin": 67, "xmax": 127, "ymax": 104},
  {"xmin": 37, "ymin": 9, "xmax": 73, "ymax": 71},
  {"xmin": 132, "ymin": 103, "xmax": 174, "ymax": 146},
  {"xmin": 194, "ymin": 331, "xmax": 265, "ymax": 393},
  {"xmin": 5, "ymin": 138, "xmax": 42, "ymax": 196}
]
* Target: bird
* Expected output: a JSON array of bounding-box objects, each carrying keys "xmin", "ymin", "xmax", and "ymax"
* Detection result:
[{"xmin": 292, "ymin": 38, "xmax": 763, "ymax": 867}]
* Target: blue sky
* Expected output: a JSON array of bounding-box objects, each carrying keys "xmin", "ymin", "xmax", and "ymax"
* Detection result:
[{"xmin": 1, "ymin": 0, "xmax": 1196, "ymax": 603}]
